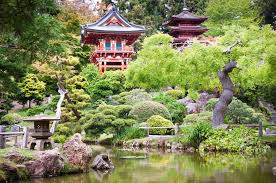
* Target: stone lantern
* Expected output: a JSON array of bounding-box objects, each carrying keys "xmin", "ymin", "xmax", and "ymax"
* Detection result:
[{"xmin": 24, "ymin": 115, "xmax": 59, "ymax": 151}]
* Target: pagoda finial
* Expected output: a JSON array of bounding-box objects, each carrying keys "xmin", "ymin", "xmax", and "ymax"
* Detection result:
[
  {"xmin": 183, "ymin": 0, "xmax": 189, "ymax": 11},
  {"xmin": 111, "ymin": 0, "xmax": 117, "ymax": 11}
]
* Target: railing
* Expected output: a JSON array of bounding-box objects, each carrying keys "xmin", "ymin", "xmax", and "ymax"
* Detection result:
[{"xmin": 0, "ymin": 125, "xmax": 30, "ymax": 149}]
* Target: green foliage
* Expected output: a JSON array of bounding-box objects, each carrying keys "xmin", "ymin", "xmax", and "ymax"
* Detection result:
[
  {"xmin": 183, "ymin": 112, "xmax": 212, "ymax": 124},
  {"xmin": 205, "ymin": 98, "xmax": 266, "ymax": 124},
  {"xmin": 0, "ymin": 113, "xmax": 22, "ymax": 125},
  {"xmin": 205, "ymin": 0, "xmax": 260, "ymax": 36},
  {"xmin": 129, "ymin": 101, "xmax": 172, "ymax": 123},
  {"xmin": 112, "ymin": 89, "xmax": 152, "ymax": 105},
  {"xmin": 153, "ymin": 93, "xmax": 186, "ymax": 123},
  {"xmin": 174, "ymin": 122, "xmax": 212, "ymax": 148},
  {"xmin": 126, "ymin": 33, "xmax": 181, "ymax": 89},
  {"xmin": 116, "ymin": 127, "xmax": 146, "ymax": 142},
  {"xmin": 199, "ymin": 126, "xmax": 270, "ymax": 155},
  {"xmin": 86, "ymin": 70, "xmax": 126, "ymax": 100},
  {"xmin": 146, "ymin": 115, "xmax": 174, "ymax": 135},
  {"xmin": 52, "ymin": 123, "xmax": 73, "ymax": 144},
  {"xmin": 18, "ymin": 74, "xmax": 46, "ymax": 103},
  {"xmin": 165, "ymin": 89, "xmax": 184, "ymax": 99},
  {"xmin": 81, "ymin": 103, "xmax": 136, "ymax": 138}
]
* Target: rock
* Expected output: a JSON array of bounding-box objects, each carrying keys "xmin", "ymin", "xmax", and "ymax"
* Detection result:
[
  {"xmin": 171, "ymin": 143, "xmax": 183, "ymax": 150},
  {"xmin": 272, "ymin": 167, "xmax": 276, "ymax": 175},
  {"xmin": 0, "ymin": 162, "xmax": 19, "ymax": 181},
  {"xmin": 186, "ymin": 147, "xmax": 196, "ymax": 153},
  {"xmin": 143, "ymin": 140, "xmax": 150, "ymax": 147},
  {"xmin": 62, "ymin": 133, "xmax": 92, "ymax": 172},
  {"xmin": 166, "ymin": 142, "xmax": 171, "ymax": 149},
  {"xmin": 215, "ymin": 124, "xmax": 229, "ymax": 129},
  {"xmin": 24, "ymin": 148, "xmax": 64, "ymax": 178},
  {"xmin": 5, "ymin": 150, "xmax": 30, "ymax": 164},
  {"xmin": 157, "ymin": 139, "xmax": 166, "ymax": 148},
  {"xmin": 92, "ymin": 154, "xmax": 114, "ymax": 170}
]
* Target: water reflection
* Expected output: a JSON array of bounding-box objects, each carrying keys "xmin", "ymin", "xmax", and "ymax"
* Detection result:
[{"xmin": 24, "ymin": 147, "xmax": 276, "ymax": 183}]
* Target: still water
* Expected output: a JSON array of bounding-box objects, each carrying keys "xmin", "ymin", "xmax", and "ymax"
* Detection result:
[{"xmin": 24, "ymin": 146, "xmax": 276, "ymax": 183}]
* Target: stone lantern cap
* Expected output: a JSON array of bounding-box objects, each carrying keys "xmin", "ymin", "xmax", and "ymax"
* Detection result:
[{"xmin": 23, "ymin": 114, "xmax": 60, "ymax": 122}]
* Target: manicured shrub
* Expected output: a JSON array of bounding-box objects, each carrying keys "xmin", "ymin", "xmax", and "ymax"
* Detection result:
[
  {"xmin": 165, "ymin": 89, "xmax": 184, "ymax": 99},
  {"xmin": 129, "ymin": 101, "xmax": 171, "ymax": 123},
  {"xmin": 183, "ymin": 112, "xmax": 212, "ymax": 123},
  {"xmin": 153, "ymin": 93, "xmax": 186, "ymax": 123},
  {"xmin": 199, "ymin": 126, "xmax": 270, "ymax": 155},
  {"xmin": 0, "ymin": 113, "xmax": 23, "ymax": 125},
  {"xmin": 52, "ymin": 134, "xmax": 67, "ymax": 144},
  {"xmin": 112, "ymin": 89, "xmax": 152, "ymax": 105},
  {"xmin": 205, "ymin": 98, "xmax": 267, "ymax": 124},
  {"xmin": 116, "ymin": 105, "xmax": 133, "ymax": 118},
  {"xmin": 146, "ymin": 115, "xmax": 174, "ymax": 135}
]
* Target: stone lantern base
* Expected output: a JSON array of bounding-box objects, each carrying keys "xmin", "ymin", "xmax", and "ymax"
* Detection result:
[{"xmin": 29, "ymin": 138, "xmax": 54, "ymax": 151}]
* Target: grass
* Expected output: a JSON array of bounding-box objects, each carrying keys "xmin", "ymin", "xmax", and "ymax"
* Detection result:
[
  {"xmin": 0, "ymin": 147, "xmax": 34, "ymax": 159},
  {"xmin": 259, "ymin": 135, "xmax": 276, "ymax": 143}
]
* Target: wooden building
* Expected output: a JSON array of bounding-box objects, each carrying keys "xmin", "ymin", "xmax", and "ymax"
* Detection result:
[
  {"xmin": 81, "ymin": 5, "xmax": 145, "ymax": 74},
  {"xmin": 164, "ymin": 2, "xmax": 208, "ymax": 48}
]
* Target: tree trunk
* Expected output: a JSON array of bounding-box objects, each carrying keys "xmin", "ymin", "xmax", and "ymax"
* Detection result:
[{"xmin": 212, "ymin": 61, "xmax": 237, "ymax": 127}]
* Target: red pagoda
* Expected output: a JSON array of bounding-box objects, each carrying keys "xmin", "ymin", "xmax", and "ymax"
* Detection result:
[
  {"xmin": 81, "ymin": 5, "xmax": 145, "ymax": 74},
  {"xmin": 164, "ymin": 1, "xmax": 208, "ymax": 47}
]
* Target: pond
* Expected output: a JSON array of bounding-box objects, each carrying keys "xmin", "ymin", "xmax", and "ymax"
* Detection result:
[{"xmin": 23, "ymin": 146, "xmax": 276, "ymax": 183}]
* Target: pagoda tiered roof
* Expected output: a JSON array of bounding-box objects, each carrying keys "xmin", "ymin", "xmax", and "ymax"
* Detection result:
[{"xmin": 81, "ymin": 6, "xmax": 145, "ymax": 44}]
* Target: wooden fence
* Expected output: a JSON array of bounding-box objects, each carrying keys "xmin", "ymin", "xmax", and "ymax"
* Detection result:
[
  {"xmin": 139, "ymin": 122, "xmax": 276, "ymax": 137},
  {"xmin": 0, "ymin": 125, "xmax": 30, "ymax": 149}
]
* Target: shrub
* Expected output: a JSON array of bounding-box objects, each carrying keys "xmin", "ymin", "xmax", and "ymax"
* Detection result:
[
  {"xmin": 199, "ymin": 126, "xmax": 270, "ymax": 155},
  {"xmin": 205, "ymin": 98, "xmax": 218, "ymax": 111},
  {"xmin": 153, "ymin": 93, "xmax": 186, "ymax": 123},
  {"xmin": 112, "ymin": 89, "xmax": 152, "ymax": 105},
  {"xmin": 129, "ymin": 101, "xmax": 171, "ymax": 123},
  {"xmin": 183, "ymin": 112, "xmax": 212, "ymax": 124},
  {"xmin": 174, "ymin": 122, "xmax": 212, "ymax": 147},
  {"xmin": 146, "ymin": 115, "xmax": 174, "ymax": 135},
  {"xmin": 116, "ymin": 105, "xmax": 133, "ymax": 118},
  {"xmin": 0, "ymin": 113, "xmax": 23, "ymax": 125},
  {"xmin": 205, "ymin": 98, "xmax": 266, "ymax": 124},
  {"xmin": 52, "ymin": 134, "xmax": 67, "ymax": 144},
  {"xmin": 115, "ymin": 127, "xmax": 146, "ymax": 142},
  {"xmin": 165, "ymin": 89, "xmax": 184, "ymax": 99}
]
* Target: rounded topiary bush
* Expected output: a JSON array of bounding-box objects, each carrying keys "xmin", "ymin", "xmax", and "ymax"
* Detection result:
[
  {"xmin": 146, "ymin": 115, "xmax": 174, "ymax": 135},
  {"xmin": 129, "ymin": 101, "xmax": 171, "ymax": 123},
  {"xmin": 165, "ymin": 89, "xmax": 184, "ymax": 99},
  {"xmin": 0, "ymin": 113, "xmax": 23, "ymax": 125},
  {"xmin": 183, "ymin": 112, "xmax": 212, "ymax": 124}
]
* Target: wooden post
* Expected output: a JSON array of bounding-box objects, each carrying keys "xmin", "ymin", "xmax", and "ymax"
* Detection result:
[
  {"xmin": 22, "ymin": 127, "xmax": 29, "ymax": 148},
  {"xmin": 0, "ymin": 126, "xmax": 5, "ymax": 149},
  {"xmin": 258, "ymin": 121, "xmax": 263, "ymax": 137},
  {"xmin": 11, "ymin": 125, "xmax": 20, "ymax": 145},
  {"xmin": 175, "ymin": 123, "xmax": 180, "ymax": 136}
]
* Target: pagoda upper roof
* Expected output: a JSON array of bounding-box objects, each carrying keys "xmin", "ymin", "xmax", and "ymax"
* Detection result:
[
  {"xmin": 81, "ymin": 6, "xmax": 145, "ymax": 34},
  {"xmin": 164, "ymin": 8, "xmax": 208, "ymax": 26}
]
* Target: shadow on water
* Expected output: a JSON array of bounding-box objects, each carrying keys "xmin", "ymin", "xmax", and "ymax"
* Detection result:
[{"xmin": 23, "ymin": 146, "xmax": 276, "ymax": 183}]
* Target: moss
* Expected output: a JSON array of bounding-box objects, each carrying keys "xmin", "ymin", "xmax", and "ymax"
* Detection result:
[
  {"xmin": 61, "ymin": 163, "xmax": 83, "ymax": 174},
  {"xmin": 0, "ymin": 148, "xmax": 34, "ymax": 159}
]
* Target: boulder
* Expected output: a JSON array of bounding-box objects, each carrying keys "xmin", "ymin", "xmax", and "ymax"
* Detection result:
[
  {"xmin": 5, "ymin": 149, "xmax": 32, "ymax": 164},
  {"xmin": 92, "ymin": 154, "xmax": 114, "ymax": 170},
  {"xmin": 24, "ymin": 148, "xmax": 64, "ymax": 178},
  {"xmin": 186, "ymin": 147, "xmax": 196, "ymax": 153},
  {"xmin": 272, "ymin": 167, "xmax": 276, "ymax": 176},
  {"xmin": 0, "ymin": 162, "xmax": 19, "ymax": 181},
  {"xmin": 62, "ymin": 133, "xmax": 92, "ymax": 172},
  {"xmin": 157, "ymin": 139, "xmax": 166, "ymax": 148}
]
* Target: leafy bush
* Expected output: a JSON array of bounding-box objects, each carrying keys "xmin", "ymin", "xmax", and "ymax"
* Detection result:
[
  {"xmin": 0, "ymin": 113, "xmax": 23, "ymax": 125},
  {"xmin": 174, "ymin": 122, "xmax": 212, "ymax": 147},
  {"xmin": 116, "ymin": 105, "xmax": 133, "ymax": 118},
  {"xmin": 129, "ymin": 101, "xmax": 171, "ymax": 123},
  {"xmin": 205, "ymin": 98, "xmax": 266, "ymax": 124},
  {"xmin": 116, "ymin": 127, "xmax": 146, "ymax": 142},
  {"xmin": 183, "ymin": 112, "xmax": 212, "ymax": 123},
  {"xmin": 153, "ymin": 93, "xmax": 186, "ymax": 123},
  {"xmin": 112, "ymin": 89, "xmax": 152, "ymax": 105},
  {"xmin": 51, "ymin": 123, "xmax": 74, "ymax": 143},
  {"xmin": 80, "ymin": 103, "xmax": 137, "ymax": 138},
  {"xmin": 146, "ymin": 115, "xmax": 174, "ymax": 135},
  {"xmin": 165, "ymin": 89, "xmax": 184, "ymax": 99},
  {"xmin": 199, "ymin": 126, "xmax": 270, "ymax": 155},
  {"xmin": 86, "ymin": 70, "xmax": 126, "ymax": 100},
  {"xmin": 52, "ymin": 134, "xmax": 67, "ymax": 144}
]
